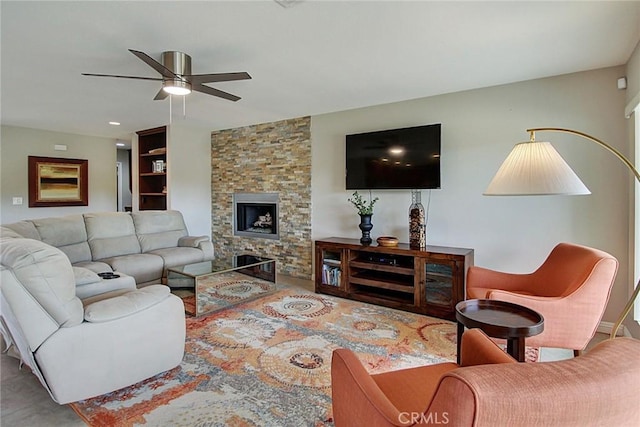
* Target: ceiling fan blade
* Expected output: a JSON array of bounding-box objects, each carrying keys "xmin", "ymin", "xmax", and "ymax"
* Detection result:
[
  {"xmin": 189, "ymin": 72, "xmax": 252, "ymax": 84},
  {"xmin": 128, "ymin": 49, "xmax": 177, "ymax": 79},
  {"xmin": 81, "ymin": 73, "xmax": 163, "ymax": 81},
  {"xmin": 154, "ymin": 88, "xmax": 169, "ymax": 101},
  {"xmin": 193, "ymin": 83, "xmax": 241, "ymax": 101}
]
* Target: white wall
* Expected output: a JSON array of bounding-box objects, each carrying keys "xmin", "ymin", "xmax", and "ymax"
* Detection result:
[
  {"xmin": 167, "ymin": 123, "xmax": 212, "ymax": 237},
  {"xmin": 0, "ymin": 126, "xmax": 118, "ymax": 223},
  {"xmin": 312, "ymin": 66, "xmax": 630, "ymax": 326}
]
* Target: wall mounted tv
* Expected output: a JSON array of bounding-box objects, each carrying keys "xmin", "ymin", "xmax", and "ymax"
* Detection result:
[{"xmin": 346, "ymin": 123, "xmax": 441, "ymax": 190}]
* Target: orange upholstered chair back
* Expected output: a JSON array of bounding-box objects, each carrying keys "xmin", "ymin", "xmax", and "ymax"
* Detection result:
[
  {"xmin": 466, "ymin": 242, "xmax": 619, "ymax": 350},
  {"xmin": 531, "ymin": 242, "xmax": 618, "ymax": 297}
]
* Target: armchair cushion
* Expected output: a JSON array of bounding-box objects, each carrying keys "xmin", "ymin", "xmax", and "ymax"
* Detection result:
[{"xmin": 84, "ymin": 285, "xmax": 170, "ymax": 322}]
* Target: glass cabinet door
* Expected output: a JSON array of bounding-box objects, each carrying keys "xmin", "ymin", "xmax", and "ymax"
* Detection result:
[{"xmin": 424, "ymin": 261, "xmax": 454, "ymax": 308}]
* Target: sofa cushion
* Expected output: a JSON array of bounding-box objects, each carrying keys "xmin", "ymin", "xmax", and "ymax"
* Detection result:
[
  {"xmin": 100, "ymin": 253, "xmax": 164, "ymax": 284},
  {"xmin": 83, "ymin": 285, "xmax": 170, "ymax": 322},
  {"xmin": 132, "ymin": 210, "xmax": 188, "ymax": 252},
  {"xmin": 1, "ymin": 226, "xmax": 24, "ymax": 239},
  {"xmin": 84, "ymin": 212, "xmax": 141, "ymax": 260},
  {"xmin": 148, "ymin": 247, "xmax": 205, "ymax": 269},
  {"xmin": 32, "ymin": 215, "xmax": 92, "ymax": 263},
  {"xmin": 3, "ymin": 221, "xmax": 41, "ymax": 240}
]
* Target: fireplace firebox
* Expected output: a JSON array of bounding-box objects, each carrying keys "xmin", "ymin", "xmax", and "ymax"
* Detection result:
[{"xmin": 233, "ymin": 193, "xmax": 279, "ymax": 240}]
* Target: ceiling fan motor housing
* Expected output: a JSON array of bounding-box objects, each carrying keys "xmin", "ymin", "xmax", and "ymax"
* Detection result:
[{"xmin": 162, "ymin": 51, "xmax": 192, "ymax": 93}]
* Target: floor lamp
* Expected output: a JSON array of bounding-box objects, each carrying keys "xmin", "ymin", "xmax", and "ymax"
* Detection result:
[{"xmin": 484, "ymin": 127, "xmax": 639, "ymax": 339}]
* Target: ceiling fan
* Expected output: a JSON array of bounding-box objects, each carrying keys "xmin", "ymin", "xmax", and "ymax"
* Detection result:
[{"xmin": 82, "ymin": 49, "xmax": 251, "ymax": 101}]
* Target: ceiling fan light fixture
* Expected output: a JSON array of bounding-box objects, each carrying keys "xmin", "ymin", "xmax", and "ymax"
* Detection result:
[{"xmin": 162, "ymin": 79, "xmax": 191, "ymax": 95}]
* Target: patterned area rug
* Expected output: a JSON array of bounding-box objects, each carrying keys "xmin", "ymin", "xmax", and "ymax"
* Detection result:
[{"xmin": 69, "ymin": 285, "xmax": 457, "ymax": 426}]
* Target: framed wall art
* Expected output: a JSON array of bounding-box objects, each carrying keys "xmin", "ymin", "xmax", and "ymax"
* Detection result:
[{"xmin": 28, "ymin": 156, "xmax": 88, "ymax": 207}]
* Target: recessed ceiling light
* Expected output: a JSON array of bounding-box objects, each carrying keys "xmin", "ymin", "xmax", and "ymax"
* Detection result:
[
  {"xmin": 116, "ymin": 143, "xmax": 125, "ymax": 147},
  {"xmin": 389, "ymin": 147, "xmax": 404, "ymax": 155},
  {"xmin": 109, "ymin": 121, "xmax": 121, "ymax": 126}
]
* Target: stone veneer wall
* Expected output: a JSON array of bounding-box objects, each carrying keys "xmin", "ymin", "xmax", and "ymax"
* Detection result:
[{"xmin": 211, "ymin": 116, "xmax": 312, "ymax": 279}]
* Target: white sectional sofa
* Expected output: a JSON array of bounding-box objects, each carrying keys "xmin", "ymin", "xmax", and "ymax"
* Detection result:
[
  {"xmin": 0, "ymin": 210, "xmax": 213, "ymax": 403},
  {"xmin": 3, "ymin": 210, "xmax": 214, "ymax": 289}
]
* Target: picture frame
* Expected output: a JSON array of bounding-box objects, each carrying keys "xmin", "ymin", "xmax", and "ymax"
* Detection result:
[
  {"xmin": 28, "ymin": 156, "xmax": 88, "ymax": 207},
  {"xmin": 152, "ymin": 159, "xmax": 165, "ymax": 173}
]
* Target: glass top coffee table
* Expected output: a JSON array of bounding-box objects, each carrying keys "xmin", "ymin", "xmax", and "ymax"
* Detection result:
[{"xmin": 167, "ymin": 254, "xmax": 276, "ymax": 317}]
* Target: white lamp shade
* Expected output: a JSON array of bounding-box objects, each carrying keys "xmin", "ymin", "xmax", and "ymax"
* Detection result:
[{"xmin": 484, "ymin": 141, "xmax": 591, "ymax": 196}]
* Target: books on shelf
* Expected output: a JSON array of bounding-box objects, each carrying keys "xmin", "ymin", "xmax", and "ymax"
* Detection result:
[
  {"xmin": 148, "ymin": 147, "xmax": 167, "ymax": 155},
  {"xmin": 322, "ymin": 262, "xmax": 341, "ymax": 287}
]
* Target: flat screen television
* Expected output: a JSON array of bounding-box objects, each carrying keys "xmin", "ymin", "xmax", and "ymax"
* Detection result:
[{"xmin": 346, "ymin": 123, "xmax": 441, "ymax": 190}]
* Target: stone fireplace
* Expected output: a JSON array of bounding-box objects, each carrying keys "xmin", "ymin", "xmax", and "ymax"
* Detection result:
[
  {"xmin": 233, "ymin": 193, "xmax": 279, "ymax": 240},
  {"xmin": 211, "ymin": 116, "xmax": 311, "ymax": 279}
]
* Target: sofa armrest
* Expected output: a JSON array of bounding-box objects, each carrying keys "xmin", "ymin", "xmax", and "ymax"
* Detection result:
[
  {"xmin": 72, "ymin": 267, "xmax": 101, "ymax": 286},
  {"xmin": 84, "ymin": 285, "xmax": 170, "ymax": 322},
  {"xmin": 178, "ymin": 236, "xmax": 214, "ymax": 260},
  {"xmin": 460, "ymin": 329, "xmax": 517, "ymax": 366},
  {"xmin": 178, "ymin": 235, "xmax": 208, "ymax": 248}
]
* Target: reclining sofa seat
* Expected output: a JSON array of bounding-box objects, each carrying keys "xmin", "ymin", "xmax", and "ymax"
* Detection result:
[
  {"xmin": 84, "ymin": 212, "xmax": 165, "ymax": 285},
  {"xmin": 0, "ymin": 236, "xmax": 185, "ymax": 404},
  {"xmin": 131, "ymin": 210, "xmax": 213, "ymax": 275}
]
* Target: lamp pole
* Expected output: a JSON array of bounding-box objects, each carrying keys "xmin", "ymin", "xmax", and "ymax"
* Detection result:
[{"xmin": 528, "ymin": 127, "xmax": 639, "ymax": 339}]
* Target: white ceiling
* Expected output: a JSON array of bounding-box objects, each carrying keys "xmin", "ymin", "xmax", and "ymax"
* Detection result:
[{"xmin": 1, "ymin": 1, "xmax": 639, "ymax": 141}]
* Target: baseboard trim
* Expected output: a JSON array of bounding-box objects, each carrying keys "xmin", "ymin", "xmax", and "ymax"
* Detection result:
[{"xmin": 597, "ymin": 321, "xmax": 631, "ymax": 337}]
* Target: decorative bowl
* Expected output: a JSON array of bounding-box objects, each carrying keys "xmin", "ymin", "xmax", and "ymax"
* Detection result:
[{"xmin": 376, "ymin": 236, "xmax": 399, "ymax": 247}]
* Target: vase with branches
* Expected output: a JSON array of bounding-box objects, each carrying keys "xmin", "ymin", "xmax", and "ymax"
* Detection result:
[
  {"xmin": 348, "ymin": 191, "xmax": 379, "ymax": 244},
  {"xmin": 348, "ymin": 191, "xmax": 379, "ymax": 215}
]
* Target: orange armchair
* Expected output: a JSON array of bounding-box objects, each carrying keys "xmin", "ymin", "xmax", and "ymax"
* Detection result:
[
  {"xmin": 331, "ymin": 329, "xmax": 640, "ymax": 427},
  {"xmin": 466, "ymin": 242, "xmax": 618, "ymax": 351}
]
